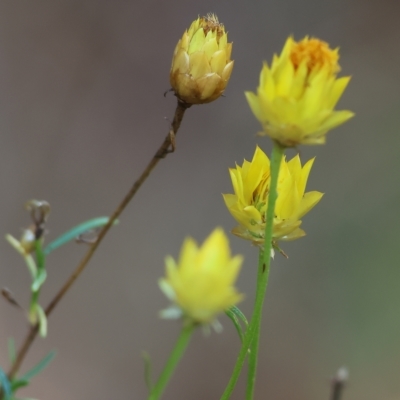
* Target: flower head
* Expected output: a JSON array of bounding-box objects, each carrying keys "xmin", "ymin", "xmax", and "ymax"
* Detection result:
[
  {"xmin": 159, "ymin": 228, "xmax": 243, "ymax": 326},
  {"xmin": 223, "ymin": 146, "xmax": 323, "ymax": 245},
  {"xmin": 170, "ymin": 14, "xmax": 234, "ymax": 105},
  {"xmin": 245, "ymin": 36, "xmax": 354, "ymax": 146}
]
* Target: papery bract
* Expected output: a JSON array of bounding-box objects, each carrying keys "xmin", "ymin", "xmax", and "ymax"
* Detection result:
[
  {"xmin": 159, "ymin": 228, "xmax": 243, "ymax": 325},
  {"xmin": 245, "ymin": 37, "xmax": 354, "ymax": 146},
  {"xmin": 170, "ymin": 14, "xmax": 234, "ymax": 105},
  {"xmin": 223, "ymin": 146, "xmax": 323, "ymax": 245}
]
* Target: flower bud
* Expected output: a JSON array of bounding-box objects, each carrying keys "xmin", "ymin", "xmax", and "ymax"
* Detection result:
[{"xmin": 170, "ymin": 14, "xmax": 234, "ymax": 105}]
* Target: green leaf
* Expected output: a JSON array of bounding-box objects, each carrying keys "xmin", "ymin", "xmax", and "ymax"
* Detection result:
[
  {"xmin": 142, "ymin": 352, "xmax": 153, "ymax": 391},
  {"xmin": 10, "ymin": 379, "xmax": 29, "ymax": 391},
  {"xmin": 44, "ymin": 217, "xmax": 119, "ymax": 255},
  {"xmin": 225, "ymin": 309, "xmax": 245, "ymax": 343},
  {"xmin": 5, "ymin": 235, "xmax": 38, "ymax": 279},
  {"xmin": 31, "ymin": 269, "xmax": 47, "ymax": 293},
  {"xmin": 229, "ymin": 306, "xmax": 249, "ymax": 328},
  {"xmin": 19, "ymin": 351, "xmax": 56, "ymax": 382},
  {"xmin": 8, "ymin": 338, "xmax": 16, "ymax": 364},
  {"xmin": 34, "ymin": 305, "xmax": 48, "ymax": 338},
  {"xmin": 0, "ymin": 366, "xmax": 12, "ymax": 400}
]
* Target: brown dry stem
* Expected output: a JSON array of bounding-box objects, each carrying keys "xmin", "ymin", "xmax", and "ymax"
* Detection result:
[{"xmin": 4, "ymin": 100, "xmax": 190, "ymax": 386}]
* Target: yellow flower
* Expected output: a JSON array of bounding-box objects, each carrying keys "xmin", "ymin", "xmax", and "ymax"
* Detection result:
[
  {"xmin": 223, "ymin": 146, "xmax": 323, "ymax": 245},
  {"xmin": 159, "ymin": 228, "xmax": 243, "ymax": 326},
  {"xmin": 245, "ymin": 36, "xmax": 354, "ymax": 146},
  {"xmin": 170, "ymin": 14, "xmax": 234, "ymax": 105}
]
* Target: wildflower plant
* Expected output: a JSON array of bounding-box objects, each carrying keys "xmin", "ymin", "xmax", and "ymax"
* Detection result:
[{"xmin": 0, "ymin": 14, "xmax": 354, "ymax": 400}]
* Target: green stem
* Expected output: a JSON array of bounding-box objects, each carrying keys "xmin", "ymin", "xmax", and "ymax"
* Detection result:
[
  {"xmin": 29, "ymin": 240, "xmax": 46, "ymax": 321},
  {"xmin": 245, "ymin": 250, "xmax": 265, "ymax": 400},
  {"xmin": 148, "ymin": 324, "xmax": 194, "ymax": 400},
  {"xmin": 220, "ymin": 141, "xmax": 284, "ymax": 400}
]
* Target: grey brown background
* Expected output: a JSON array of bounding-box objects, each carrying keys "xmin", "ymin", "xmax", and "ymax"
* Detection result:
[{"xmin": 1, "ymin": 1, "xmax": 400, "ymax": 399}]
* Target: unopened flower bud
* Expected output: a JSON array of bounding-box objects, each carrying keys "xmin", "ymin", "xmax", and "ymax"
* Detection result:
[
  {"xmin": 19, "ymin": 226, "xmax": 36, "ymax": 254},
  {"xmin": 170, "ymin": 14, "xmax": 234, "ymax": 105}
]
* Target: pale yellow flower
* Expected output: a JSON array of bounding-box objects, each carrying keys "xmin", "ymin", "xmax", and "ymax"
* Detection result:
[
  {"xmin": 223, "ymin": 146, "xmax": 323, "ymax": 245},
  {"xmin": 170, "ymin": 14, "xmax": 234, "ymax": 105},
  {"xmin": 245, "ymin": 36, "xmax": 354, "ymax": 146},
  {"xmin": 159, "ymin": 228, "xmax": 243, "ymax": 326}
]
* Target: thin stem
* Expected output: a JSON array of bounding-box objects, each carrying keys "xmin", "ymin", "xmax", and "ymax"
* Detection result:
[
  {"xmin": 220, "ymin": 141, "xmax": 284, "ymax": 400},
  {"xmin": 245, "ymin": 251, "xmax": 264, "ymax": 400},
  {"xmin": 148, "ymin": 324, "xmax": 194, "ymax": 400},
  {"xmin": 5, "ymin": 100, "xmax": 190, "ymax": 384}
]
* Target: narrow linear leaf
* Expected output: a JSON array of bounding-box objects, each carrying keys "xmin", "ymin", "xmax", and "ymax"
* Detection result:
[
  {"xmin": 12, "ymin": 397, "xmax": 38, "ymax": 400},
  {"xmin": 31, "ymin": 270, "xmax": 47, "ymax": 293},
  {"xmin": 0, "ymin": 367, "xmax": 12, "ymax": 400},
  {"xmin": 5, "ymin": 235, "xmax": 37, "ymax": 279},
  {"xmin": 35, "ymin": 305, "xmax": 47, "ymax": 338},
  {"xmin": 20, "ymin": 351, "xmax": 56, "ymax": 382},
  {"xmin": 8, "ymin": 338, "xmax": 16, "ymax": 364},
  {"xmin": 10, "ymin": 379, "xmax": 29, "ymax": 391},
  {"xmin": 229, "ymin": 306, "xmax": 249, "ymax": 328},
  {"xmin": 225, "ymin": 309, "xmax": 245, "ymax": 343},
  {"xmin": 44, "ymin": 217, "xmax": 119, "ymax": 255},
  {"xmin": 142, "ymin": 352, "xmax": 153, "ymax": 391}
]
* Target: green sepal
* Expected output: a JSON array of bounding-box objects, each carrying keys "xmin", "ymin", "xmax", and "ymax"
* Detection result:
[{"xmin": 44, "ymin": 217, "xmax": 118, "ymax": 255}]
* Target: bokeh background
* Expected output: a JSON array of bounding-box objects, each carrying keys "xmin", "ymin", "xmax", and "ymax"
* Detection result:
[{"xmin": 0, "ymin": 1, "xmax": 399, "ymax": 399}]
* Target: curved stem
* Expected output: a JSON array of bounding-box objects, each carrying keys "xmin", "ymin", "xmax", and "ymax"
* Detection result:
[
  {"xmin": 220, "ymin": 141, "xmax": 284, "ymax": 400},
  {"xmin": 148, "ymin": 324, "xmax": 194, "ymax": 400},
  {"xmin": 5, "ymin": 100, "xmax": 190, "ymax": 383}
]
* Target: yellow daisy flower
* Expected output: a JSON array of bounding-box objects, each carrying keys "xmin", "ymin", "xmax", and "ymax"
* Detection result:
[
  {"xmin": 245, "ymin": 36, "xmax": 354, "ymax": 146},
  {"xmin": 159, "ymin": 228, "xmax": 243, "ymax": 326},
  {"xmin": 223, "ymin": 146, "xmax": 323, "ymax": 245}
]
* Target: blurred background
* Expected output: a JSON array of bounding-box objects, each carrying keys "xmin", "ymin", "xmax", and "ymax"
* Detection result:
[{"xmin": 0, "ymin": 0, "xmax": 399, "ymax": 399}]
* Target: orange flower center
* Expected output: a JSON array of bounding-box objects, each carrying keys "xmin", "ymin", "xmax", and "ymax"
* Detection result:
[{"xmin": 290, "ymin": 37, "xmax": 340, "ymax": 75}]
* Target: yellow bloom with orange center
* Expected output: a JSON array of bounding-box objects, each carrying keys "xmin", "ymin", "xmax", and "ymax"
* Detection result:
[
  {"xmin": 245, "ymin": 36, "xmax": 354, "ymax": 146},
  {"xmin": 223, "ymin": 146, "xmax": 323, "ymax": 245},
  {"xmin": 170, "ymin": 14, "xmax": 234, "ymax": 105},
  {"xmin": 159, "ymin": 228, "xmax": 243, "ymax": 325}
]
